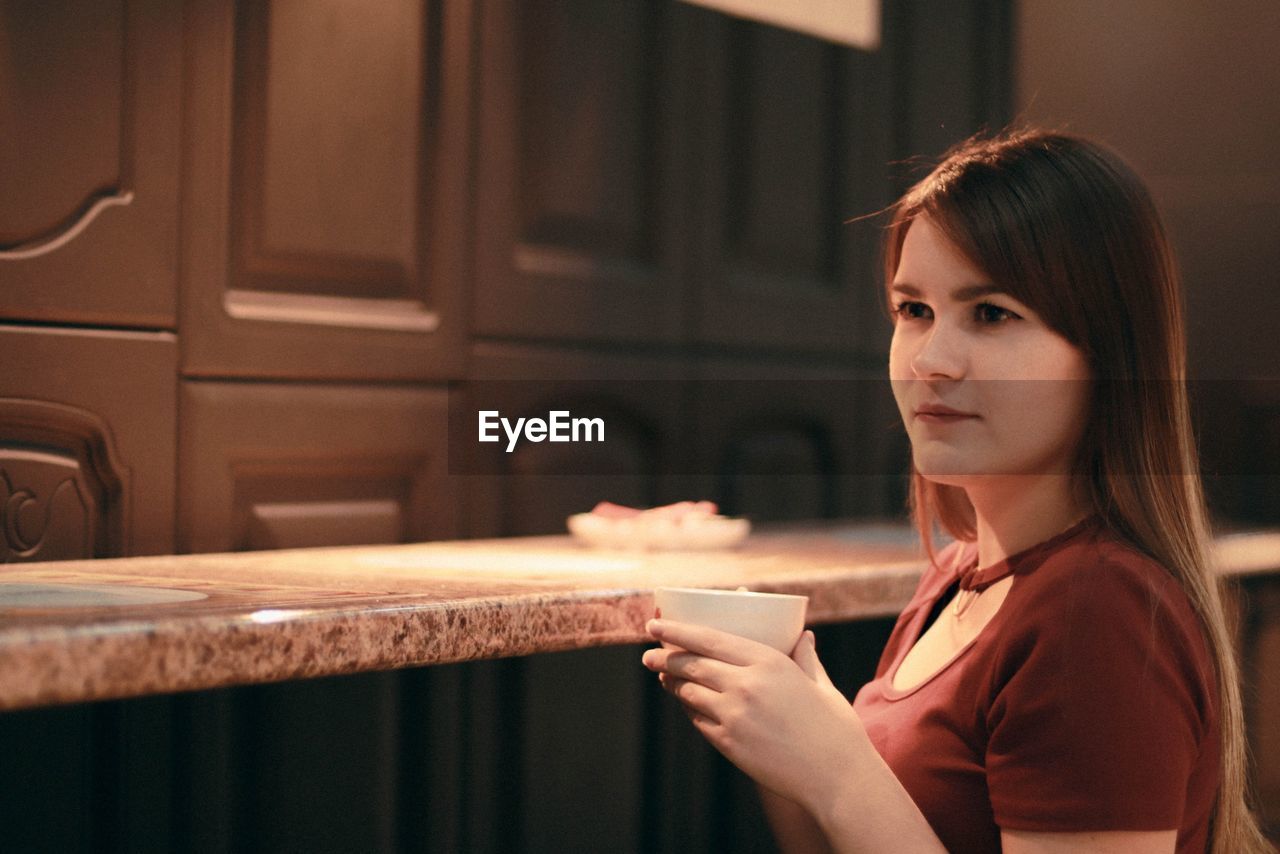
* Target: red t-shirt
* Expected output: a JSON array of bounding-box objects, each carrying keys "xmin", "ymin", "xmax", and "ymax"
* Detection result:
[{"xmin": 851, "ymin": 515, "xmax": 1221, "ymax": 853}]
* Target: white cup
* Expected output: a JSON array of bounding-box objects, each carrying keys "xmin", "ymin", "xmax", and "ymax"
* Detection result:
[{"xmin": 653, "ymin": 586, "xmax": 809, "ymax": 653}]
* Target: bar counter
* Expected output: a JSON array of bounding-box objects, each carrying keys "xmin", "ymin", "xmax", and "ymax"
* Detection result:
[{"xmin": 2, "ymin": 523, "xmax": 1277, "ymax": 711}]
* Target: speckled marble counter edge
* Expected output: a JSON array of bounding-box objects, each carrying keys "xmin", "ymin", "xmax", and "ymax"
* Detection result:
[
  {"xmin": 0, "ymin": 570, "xmax": 924, "ymax": 711},
  {"xmin": 2, "ymin": 526, "xmax": 1276, "ymax": 711}
]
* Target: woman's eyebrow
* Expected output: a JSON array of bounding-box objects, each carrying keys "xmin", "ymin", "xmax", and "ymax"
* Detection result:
[{"xmin": 890, "ymin": 282, "xmax": 1009, "ymax": 301}]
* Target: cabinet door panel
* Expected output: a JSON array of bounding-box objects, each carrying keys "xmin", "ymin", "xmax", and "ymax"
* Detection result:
[
  {"xmin": 692, "ymin": 15, "xmax": 891, "ymax": 355},
  {"xmin": 232, "ymin": 1, "xmax": 425, "ymax": 300},
  {"xmin": 0, "ymin": 0, "xmax": 181, "ymax": 328},
  {"xmin": 474, "ymin": 0, "xmax": 692, "ymax": 344},
  {"xmin": 0, "ymin": 324, "xmax": 177, "ymax": 559},
  {"xmin": 178, "ymin": 381, "xmax": 455, "ymax": 553},
  {"xmin": 181, "ymin": 0, "xmax": 469, "ymax": 380}
]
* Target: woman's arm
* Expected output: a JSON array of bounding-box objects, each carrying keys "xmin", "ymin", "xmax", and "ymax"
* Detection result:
[
  {"xmin": 751, "ymin": 705, "xmax": 1178, "ymax": 854},
  {"xmin": 1001, "ymin": 829, "xmax": 1176, "ymax": 853},
  {"xmin": 643, "ymin": 621, "xmax": 947, "ymax": 854},
  {"xmin": 807, "ymin": 731, "xmax": 947, "ymax": 854},
  {"xmin": 756, "ymin": 783, "xmax": 833, "ymax": 854}
]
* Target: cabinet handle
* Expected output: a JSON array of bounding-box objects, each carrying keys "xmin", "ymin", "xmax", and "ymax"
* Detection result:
[{"xmin": 0, "ymin": 191, "xmax": 134, "ymax": 261}]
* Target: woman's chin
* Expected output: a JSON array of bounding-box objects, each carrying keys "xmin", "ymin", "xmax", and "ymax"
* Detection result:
[
  {"xmin": 914, "ymin": 470, "xmax": 977, "ymax": 488},
  {"xmin": 915, "ymin": 467, "xmax": 1076, "ymax": 488},
  {"xmin": 912, "ymin": 458, "xmax": 1018, "ymax": 486},
  {"xmin": 911, "ymin": 451, "xmax": 985, "ymax": 483}
]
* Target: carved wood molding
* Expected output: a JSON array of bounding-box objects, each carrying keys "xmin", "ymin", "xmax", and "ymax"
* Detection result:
[
  {"xmin": 0, "ymin": 398, "xmax": 130, "ymax": 563},
  {"xmin": 0, "ymin": 0, "xmax": 137, "ymax": 260},
  {"xmin": 0, "ymin": 192, "xmax": 135, "ymax": 261}
]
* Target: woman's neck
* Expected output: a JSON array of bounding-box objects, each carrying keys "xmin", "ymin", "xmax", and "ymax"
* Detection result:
[{"xmin": 964, "ymin": 475, "xmax": 1091, "ymax": 569}]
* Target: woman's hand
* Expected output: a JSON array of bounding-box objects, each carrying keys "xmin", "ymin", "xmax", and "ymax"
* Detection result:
[{"xmin": 641, "ymin": 618, "xmax": 866, "ymax": 814}]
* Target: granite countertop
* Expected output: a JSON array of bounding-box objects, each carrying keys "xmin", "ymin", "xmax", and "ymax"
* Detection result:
[{"xmin": 1, "ymin": 522, "xmax": 1277, "ymax": 711}]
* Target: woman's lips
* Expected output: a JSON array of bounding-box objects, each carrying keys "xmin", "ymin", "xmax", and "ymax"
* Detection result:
[{"xmin": 915, "ymin": 409, "xmax": 978, "ymax": 423}]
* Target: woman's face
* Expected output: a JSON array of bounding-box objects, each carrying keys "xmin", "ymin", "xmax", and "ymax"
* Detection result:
[{"xmin": 888, "ymin": 215, "xmax": 1091, "ymax": 486}]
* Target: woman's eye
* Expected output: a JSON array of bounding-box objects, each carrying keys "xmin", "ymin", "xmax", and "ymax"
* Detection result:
[
  {"xmin": 975, "ymin": 303, "xmax": 1018, "ymax": 324},
  {"xmin": 890, "ymin": 300, "xmax": 1020, "ymax": 324},
  {"xmin": 892, "ymin": 301, "xmax": 930, "ymax": 320}
]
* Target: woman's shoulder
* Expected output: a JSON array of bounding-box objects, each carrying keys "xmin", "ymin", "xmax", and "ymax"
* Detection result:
[
  {"xmin": 1007, "ymin": 521, "xmax": 1213, "ymax": 672},
  {"xmin": 1016, "ymin": 520, "xmax": 1171, "ymax": 595}
]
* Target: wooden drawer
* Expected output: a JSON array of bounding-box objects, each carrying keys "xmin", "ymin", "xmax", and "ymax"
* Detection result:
[
  {"xmin": 0, "ymin": 324, "xmax": 177, "ymax": 559},
  {"xmin": 179, "ymin": 381, "xmax": 455, "ymax": 553}
]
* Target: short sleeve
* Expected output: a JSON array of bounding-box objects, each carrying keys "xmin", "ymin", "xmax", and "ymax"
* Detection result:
[{"xmin": 984, "ymin": 557, "xmax": 1215, "ymax": 832}]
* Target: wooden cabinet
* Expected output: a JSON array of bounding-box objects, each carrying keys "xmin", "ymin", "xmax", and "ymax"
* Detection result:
[
  {"xmin": 178, "ymin": 381, "xmax": 455, "ymax": 553},
  {"xmin": 472, "ymin": 0, "xmax": 1012, "ymax": 358},
  {"xmin": 0, "ymin": 324, "xmax": 177, "ymax": 558},
  {"xmin": 1, "ymin": 2, "xmax": 1022, "ymax": 540},
  {"xmin": 0, "ymin": 0, "xmax": 182, "ymax": 329},
  {"xmin": 473, "ymin": 0, "xmax": 694, "ymax": 345},
  {"xmin": 3, "ymin": 0, "xmax": 1016, "ymax": 558},
  {"xmin": 180, "ymin": 0, "xmax": 469, "ymax": 381},
  {"xmin": 690, "ymin": 15, "xmax": 893, "ymax": 356}
]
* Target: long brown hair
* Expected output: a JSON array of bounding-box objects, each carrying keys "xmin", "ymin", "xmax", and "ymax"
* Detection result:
[{"xmin": 882, "ymin": 129, "xmax": 1271, "ymax": 852}]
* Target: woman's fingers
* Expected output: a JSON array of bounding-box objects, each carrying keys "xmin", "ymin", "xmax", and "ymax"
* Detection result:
[
  {"xmin": 660, "ymin": 675, "xmax": 723, "ymax": 725},
  {"xmin": 684, "ymin": 705, "xmax": 722, "ymax": 737},
  {"xmin": 791, "ymin": 630, "xmax": 838, "ymax": 691},
  {"xmin": 674, "ymin": 691, "xmax": 723, "ymax": 736},
  {"xmin": 645, "ymin": 618, "xmax": 770, "ymax": 666},
  {"xmin": 643, "ymin": 647, "xmax": 733, "ymax": 692}
]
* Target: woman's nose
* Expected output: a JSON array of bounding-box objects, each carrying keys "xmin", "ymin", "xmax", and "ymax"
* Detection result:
[{"xmin": 910, "ymin": 323, "xmax": 965, "ymax": 379}]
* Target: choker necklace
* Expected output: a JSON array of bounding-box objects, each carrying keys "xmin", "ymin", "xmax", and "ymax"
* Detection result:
[{"xmin": 951, "ymin": 513, "xmax": 1093, "ymax": 618}]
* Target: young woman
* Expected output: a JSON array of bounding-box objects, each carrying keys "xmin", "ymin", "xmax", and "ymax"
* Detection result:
[{"xmin": 641, "ymin": 130, "xmax": 1272, "ymax": 853}]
